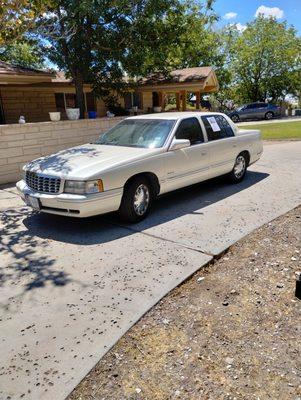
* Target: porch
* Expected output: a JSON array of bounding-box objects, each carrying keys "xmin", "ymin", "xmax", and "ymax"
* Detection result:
[{"xmin": 137, "ymin": 67, "xmax": 219, "ymax": 113}]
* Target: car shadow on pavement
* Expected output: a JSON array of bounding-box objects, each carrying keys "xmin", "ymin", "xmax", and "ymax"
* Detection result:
[{"xmin": 22, "ymin": 170, "xmax": 269, "ymax": 246}]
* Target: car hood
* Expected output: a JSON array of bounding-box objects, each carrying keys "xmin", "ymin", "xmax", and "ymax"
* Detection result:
[{"xmin": 24, "ymin": 144, "xmax": 163, "ymax": 179}]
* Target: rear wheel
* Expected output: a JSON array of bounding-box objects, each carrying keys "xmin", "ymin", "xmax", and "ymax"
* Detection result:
[
  {"xmin": 228, "ymin": 153, "xmax": 247, "ymax": 183},
  {"xmin": 119, "ymin": 177, "xmax": 153, "ymax": 222},
  {"xmin": 265, "ymin": 111, "xmax": 274, "ymax": 120},
  {"xmin": 231, "ymin": 114, "xmax": 240, "ymax": 123}
]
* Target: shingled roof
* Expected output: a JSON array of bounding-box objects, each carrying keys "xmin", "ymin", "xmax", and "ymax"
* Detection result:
[
  {"xmin": 140, "ymin": 67, "xmax": 214, "ymax": 85},
  {"xmin": 0, "ymin": 61, "xmax": 55, "ymax": 78}
]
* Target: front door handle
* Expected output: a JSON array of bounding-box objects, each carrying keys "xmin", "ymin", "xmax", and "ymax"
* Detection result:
[
  {"xmin": 201, "ymin": 151, "xmax": 207, "ymax": 155},
  {"xmin": 233, "ymin": 144, "xmax": 237, "ymax": 148}
]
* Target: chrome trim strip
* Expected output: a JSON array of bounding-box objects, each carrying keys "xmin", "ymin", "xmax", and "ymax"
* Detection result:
[
  {"xmin": 166, "ymin": 166, "xmax": 210, "ymax": 181},
  {"xmin": 166, "ymin": 158, "xmax": 233, "ymax": 181}
]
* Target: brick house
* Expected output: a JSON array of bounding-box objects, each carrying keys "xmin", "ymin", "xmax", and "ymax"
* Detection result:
[{"xmin": 0, "ymin": 61, "xmax": 219, "ymax": 124}]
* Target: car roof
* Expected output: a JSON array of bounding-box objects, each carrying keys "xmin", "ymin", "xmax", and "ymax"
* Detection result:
[{"xmin": 126, "ymin": 111, "xmax": 227, "ymax": 121}]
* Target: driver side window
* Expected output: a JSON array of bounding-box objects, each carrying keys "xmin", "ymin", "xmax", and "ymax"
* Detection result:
[{"xmin": 175, "ymin": 117, "xmax": 204, "ymax": 145}]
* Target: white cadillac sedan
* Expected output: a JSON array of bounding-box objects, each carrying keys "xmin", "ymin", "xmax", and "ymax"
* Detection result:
[{"xmin": 17, "ymin": 112, "xmax": 263, "ymax": 222}]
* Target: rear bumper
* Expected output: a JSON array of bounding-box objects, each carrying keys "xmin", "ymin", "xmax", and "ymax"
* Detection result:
[{"xmin": 16, "ymin": 180, "xmax": 123, "ymax": 218}]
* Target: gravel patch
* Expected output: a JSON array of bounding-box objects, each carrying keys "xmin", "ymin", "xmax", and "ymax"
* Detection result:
[{"xmin": 70, "ymin": 206, "xmax": 301, "ymax": 400}]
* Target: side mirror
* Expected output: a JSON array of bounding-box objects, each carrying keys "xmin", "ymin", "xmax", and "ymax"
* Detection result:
[{"xmin": 169, "ymin": 139, "xmax": 190, "ymax": 151}]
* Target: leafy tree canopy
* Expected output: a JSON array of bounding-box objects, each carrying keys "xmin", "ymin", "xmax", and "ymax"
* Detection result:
[
  {"xmin": 36, "ymin": 0, "xmax": 218, "ymax": 116},
  {"xmin": 0, "ymin": 39, "xmax": 45, "ymax": 69},
  {"xmin": 0, "ymin": 1, "xmax": 51, "ymax": 45},
  {"xmin": 231, "ymin": 16, "xmax": 301, "ymax": 103}
]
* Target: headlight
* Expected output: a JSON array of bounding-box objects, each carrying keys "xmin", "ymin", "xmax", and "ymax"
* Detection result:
[{"xmin": 64, "ymin": 180, "xmax": 104, "ymax": 194}]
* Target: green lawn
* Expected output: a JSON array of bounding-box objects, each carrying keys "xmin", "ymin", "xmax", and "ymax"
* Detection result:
[{"xmin": 241, "ymin": 120, "xmax": 301, "ymax": 140}]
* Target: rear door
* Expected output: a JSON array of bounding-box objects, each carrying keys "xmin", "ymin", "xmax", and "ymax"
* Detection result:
[
  {"xmin": 200, "ymin": 115, "xmax": 237, "ymax": 177},
  {"xmin": 163, "ymin": 117, "xmax": 211, "ymax": 191},
  {"xmin": 255, "ymin": 103, "xmax": 268, "ymax": 118}
]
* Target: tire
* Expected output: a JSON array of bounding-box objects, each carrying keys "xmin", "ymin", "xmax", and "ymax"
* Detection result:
[
  {"xmin": 228, "ymin": 153, "xmax": 248, "ymax": 183},
  {"xmin": 265, "ymin": 111, "xmax": 274, "ymax": 120},
  {"xmin": 231, "ymin": 114, "xmax": 240, "ymax": 123},
  {"xmin": 119, "ymin": 176, "xmax": 153, "ymax": 222}
]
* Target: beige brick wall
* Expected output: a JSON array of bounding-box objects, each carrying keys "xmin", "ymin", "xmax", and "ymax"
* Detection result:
[
  {"xmin": 0, "ymin": 117, "xmax": 124, "ymax": 185},
  {"xmin": 0, "ymin": 86, "xmax": 115, "ymax": 124},
  {"xmin": 1, "ymin": 87, "xmax": 57, "ymax": 124}
]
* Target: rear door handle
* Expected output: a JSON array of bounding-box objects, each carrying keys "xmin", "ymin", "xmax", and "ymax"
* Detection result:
[
  {"xmin": 201, "ymin": 151, "xmax": 207, "ymax": 155},
  {"xmin": 233, "ymin": 144, "xmax": 237, "ymax": 148}
]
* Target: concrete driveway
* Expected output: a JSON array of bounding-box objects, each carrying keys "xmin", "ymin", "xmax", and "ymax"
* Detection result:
[{"xmin": 0, "ymin": 141, "xmax": 300, "ymax": 400}]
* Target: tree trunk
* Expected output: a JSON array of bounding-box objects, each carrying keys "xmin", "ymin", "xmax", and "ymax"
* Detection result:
[{"xmin": 74, "ymin": 72, "xmax": 85, "ymax": 119}]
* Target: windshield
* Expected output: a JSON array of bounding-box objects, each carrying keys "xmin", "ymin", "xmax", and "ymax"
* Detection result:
[
  {"xmin": 236, "ymin": 104, "xmax": 246, "ymax": 111},
  {"xmin": 95, "ymin": 119, "xmax": 175, "ymax": 148}
]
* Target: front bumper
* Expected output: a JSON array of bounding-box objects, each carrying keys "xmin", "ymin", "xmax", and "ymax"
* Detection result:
[{"xmin": 16, "ymin": 180, "xmax": 123, "ymax": 218}]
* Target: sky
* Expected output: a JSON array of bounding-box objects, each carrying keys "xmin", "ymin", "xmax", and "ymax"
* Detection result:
[{"xmin": 214, "ymin": 0, "xmax": 301, "ymax": 33}]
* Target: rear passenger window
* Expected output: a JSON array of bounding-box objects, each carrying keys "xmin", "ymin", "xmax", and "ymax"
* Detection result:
[
  {"xmin": 201, "ymin": 115, "xmax": 234, "ymax": 141},
  {"xmin": 175, "ymin": 117, "xmax": 204, "ymax": 145}
]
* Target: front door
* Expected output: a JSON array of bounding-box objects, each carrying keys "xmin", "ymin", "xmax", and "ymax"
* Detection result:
[{"xmin": 163, "ymin": 117, "xmax": 211, "ymax": 192}]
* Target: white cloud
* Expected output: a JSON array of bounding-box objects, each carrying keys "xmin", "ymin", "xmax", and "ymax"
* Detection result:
[
  {"xmin": 223, "ymin": 12, "xmax": 237, "ymax": 20},
  {"xmin": 255, "ymin": 5, "xmax": 284, "ymax": 19},
  {"xmin": 229, "ymin": 22, "xmax": 247, "ymax": 32},
  {"xmin": 235, "ymin": 22, "xmax": 247, "ymax": 32}
]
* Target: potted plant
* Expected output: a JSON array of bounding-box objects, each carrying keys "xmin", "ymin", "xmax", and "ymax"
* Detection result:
[
  {"xmin": 49, "ymin": 112, "xmax": 61, "ymax": 121},
  {"xmin": 66, "ymin": 108, "xmax": 80, "ymax": 120}
]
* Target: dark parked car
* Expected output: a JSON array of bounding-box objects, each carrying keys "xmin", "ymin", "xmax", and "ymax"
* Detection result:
[{"xmin": 229, "ymin": 103, "xmax": 281, "ymax": 122}]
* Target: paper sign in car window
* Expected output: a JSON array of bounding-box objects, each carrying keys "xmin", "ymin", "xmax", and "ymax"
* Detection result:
[{"xmin": 207, "ymin": 117, "xmax": 221, "ymax": 132}]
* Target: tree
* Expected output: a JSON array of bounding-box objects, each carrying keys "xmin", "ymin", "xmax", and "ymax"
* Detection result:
[
  {"xmin": 37, "ymin": 0, "xmax": 217, "ymax": 118},
  {"xmin": 0, "ymin": 40, "xmax": 45, "ymax": 69},
  {"xmin": 0, "ymin": 1, "xmax": 51, "ymax": 45},
  {"xmin": 208, "ymin": 25, "xmax": 241, "ymax": 110},
  {"xmin": 231, "ymin": 16, "xmax": 301, "ymax": 103}
]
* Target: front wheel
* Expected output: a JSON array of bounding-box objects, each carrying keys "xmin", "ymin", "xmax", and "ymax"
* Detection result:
[
  {"xmin": 119, "ymin": 177, "xmax": 153, "ymax": 222},
  {"xmin": 265, "ymin": 111, "xmax": 274, "ymax": 120},
  {"xmin": 228, "ymin": 153, "xmax": 247, "ymax": 183}
]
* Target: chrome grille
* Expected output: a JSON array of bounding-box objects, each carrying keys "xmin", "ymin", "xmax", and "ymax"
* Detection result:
[{"xmin": 25, "ymin": 171, "xmax": 61, "ymax": 194}]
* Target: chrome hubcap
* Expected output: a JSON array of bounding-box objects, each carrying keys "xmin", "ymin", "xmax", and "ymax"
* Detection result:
[
  {"xmin": 133, "ymin": 184, "xmax": 150, "ymax": 216},
  {"xmin": 234, "ymin": 156, "xmax": 246, "ymax": 178}
]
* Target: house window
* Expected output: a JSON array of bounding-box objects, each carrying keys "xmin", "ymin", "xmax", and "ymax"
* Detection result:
[
  {"xmin": 124, "ymin": 92, "xmax": 141, "ymax": 109},
  {"xmin": 65, "ymin": 93, "xmax": 76, "ymax": 108},
  {"xmin": 55, "ymin": 93, "xmax": 65, "ymax": 112},
  {"xmin": 55, "ymin": 92, "xmax": 96, "ymax": 112}
]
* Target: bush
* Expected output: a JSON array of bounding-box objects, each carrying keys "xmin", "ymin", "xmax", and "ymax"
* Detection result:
[{"xmin": 108, "ymin": 105, "xmax": 130, "ymax": 116}]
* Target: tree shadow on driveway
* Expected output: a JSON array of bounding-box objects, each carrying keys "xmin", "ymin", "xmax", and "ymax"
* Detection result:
[
  {"xmin": 22, "ymin": 171, "xmax": 269, "ymax": 246},
  {"xmin": 0, "ymin": 207, "xmax": 72, "ymax": 309}
]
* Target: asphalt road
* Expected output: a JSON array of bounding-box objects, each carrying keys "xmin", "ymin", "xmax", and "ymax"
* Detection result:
[{"xmin": 0, "ymin": 141, "xmax": 300, "ymax": 400}]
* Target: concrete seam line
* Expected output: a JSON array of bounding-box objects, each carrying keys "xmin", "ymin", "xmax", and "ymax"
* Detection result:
[{"xmin": 105, "ymin": 219, "xmax": 216, "ymax": 257}]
